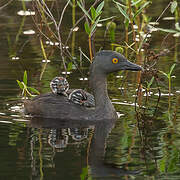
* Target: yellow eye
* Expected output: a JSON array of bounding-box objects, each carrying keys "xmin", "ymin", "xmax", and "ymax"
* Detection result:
[{"xmin": 112, "ymin": 58, "xmax": 118, "ymax": 64}]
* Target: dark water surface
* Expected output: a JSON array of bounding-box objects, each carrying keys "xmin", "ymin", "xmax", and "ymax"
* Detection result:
[{"xmin": 0, "ymin": 0, "xmax": 180, "ymax": 179}]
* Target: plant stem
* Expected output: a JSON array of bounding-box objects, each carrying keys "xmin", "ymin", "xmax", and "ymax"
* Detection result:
[
  {"xmin": 88, "ymin": 36, "xmax": 93, "ymax": 62},
  {"xmin": 127, "ymin": 0, "xmax": 138, "ymax": 54},
  {"xmin": 40, "ymin": 38, "xmax": 47, "ymax": 60},
  {"xmin": 71, "ymin": 0, "xmax": 76, "ymax": 57},
  {"xmin": 169, "ymin": 77, "xmax": 171, "ymax": 96},
  {"xmin": 39, "ymin": 38, "xmax": 48, "ymax": 80},
  {"xmin": 168, "ymin": 77, "xmax": 171, "ymax": 109}
]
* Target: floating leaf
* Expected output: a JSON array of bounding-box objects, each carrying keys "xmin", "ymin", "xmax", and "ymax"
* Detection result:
[
  {"xmin": 96, "ymin": 1, "xmax": 104, "ymax": 13},
  {"xmin": 170, "ymin": 1, "xmax": 177, "ymax": 14},
  {"xmin": 133, "ymin": 1, "xmax": 151, "ymax": 19},
  {"xmin": 84, "ymin": 22, "xmax": 91, "ymax": 35},
  {"xmin": 23, "ymin": 70, "xmax": 27, "ymax": 85},
  {"xmin": 16, "ymin": 80, "xmax": 24, "ymax": 89},
  {"xmin": 28, "ymin": 87, "xmax": 40, "ymax": 95}
]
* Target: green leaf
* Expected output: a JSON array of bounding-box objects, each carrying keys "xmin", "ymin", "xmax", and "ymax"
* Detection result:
[
  {"xmin": 28, "ymin": 87, "xmax": 40, "ymax": 95},
  {"xmin": 124, "ymin": 18, "xmax": 129, "ymax": 28},
  {"xmin": 159, "ymin": 70, "xmax": 168, "ymax": 78},
  {"xmin": 84, "ymin": 22, "xmax": 91, "ymax": 35},
  {"xmin": 159, "ymin": 157, "xmax": 166, "ymax": 172},
  {"xmin": 131, "ymin": 0, "xmax": 143, "ymax": 6},
  {"xmin": 67, "ymin": 62, "xmax": 73, "ymax": 71},
  {"xmin": 99, "ymin": 16, "xmax": 116, "ymax": 22},
  {"xmin": 77, "ymin": 1, "xmax": 92, "ymax": 21},
  {"xmin": 80, "ymin": 167, "xmax": 88, "ymax": 180},
  {"xmin": 23, "ymin": 70, "xmax": 27, "ymax": 85},
  {"xmin": 115, "ymin": 2, "xmax": 130, "ymax": 21},
  {"xmin": 90, "ymin": 16, "xmax": 101, "ymax": 35},
  {"xmin": 147, "ymin": 76, "xmax": 154, "ymax": 89},
  {"xmin": 171, "ymin": 1, "xmax": 177, "ymax": 14},
  {"xmin": 169, "ymin": 64, "xmax": 176, "ymax": 75},
  {"xmin": 113, "ymin": 0, "xmax": 126, "ymax": 8},
  {"xmin": 96, "ymin": 1, "xmax": 104, "ymax": 13},
  {"xmin": 16, "ymin": 80, "xmax": 24, "ymax": 89},
  {"xmin": 91, "ymin": 6, "xmax": 97, "ymax": 20},
  {"xmin": 22, "ymin": 82, "xmax": 27, "ymax": 89},
  {"xmin": 133, "ymin": 1, "xmax": 151, "ymax": 19},
  {"xmin": 157, "ymin": 28, "xmax": 178, "ymax": 33}
]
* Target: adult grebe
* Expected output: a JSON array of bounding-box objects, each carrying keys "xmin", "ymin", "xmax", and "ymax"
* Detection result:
[{"xmin": 24, "ymin": 50, "xmax": 142, "ymax": 120}]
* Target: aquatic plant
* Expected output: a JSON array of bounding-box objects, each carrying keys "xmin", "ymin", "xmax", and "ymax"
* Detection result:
[
  {"xmin": 159, "ymin": 64, "xmax": 176, "ymax": 97},
  {"xmin": 77, "ymin": 0, "xmax": 114, "ymax": 61},
  {"xmin": 17, "ymin": 71, "xmax": 40, "ymax": 98},
  {"xmin": 113, "ymin": 0, "xmax": 151, "ymax": 58}
]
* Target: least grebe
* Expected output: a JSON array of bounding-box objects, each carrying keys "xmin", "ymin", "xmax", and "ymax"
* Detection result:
[
  {"xmin": 50, "ymin": 77, "xmax": 69, "ymax": 96},
  {"xmin": 68, "ymin": 89, "xmax": 95, "ymax": 107},
  {"xmin": 50, "ymin": 77, "xmax": 95, "ymax": 107},
  {"xmin": 24, "ymin": 50, "xmax": 142, "ymax": 120}
]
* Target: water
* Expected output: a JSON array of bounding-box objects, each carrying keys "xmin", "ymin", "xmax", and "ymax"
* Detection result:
[{"xmin": 0, "ymin": 0, "xmax": 180, "ymax": 179}]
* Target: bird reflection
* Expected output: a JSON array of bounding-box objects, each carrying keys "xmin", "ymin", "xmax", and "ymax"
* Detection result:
[
  {"xmin": 48, "ymin": 127, "xmax": 90, "ymax": 151},
  {"xmin": 30, "ymin": 117, "xmax": 139, "ymax": 179}
]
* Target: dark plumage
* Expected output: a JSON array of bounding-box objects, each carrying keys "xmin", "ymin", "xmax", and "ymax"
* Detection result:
[{"xmin": 24, "ymin": 50, "xmax": 142, "ymax": 120}]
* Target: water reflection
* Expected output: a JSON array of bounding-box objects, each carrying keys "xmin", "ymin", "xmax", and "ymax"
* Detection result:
[
  {"xmin": 30, "ymin": 117, "xmax": 140, "ymax": 179},
  {"xmin": 0, "ymin": 0, "xmax": 180, "ymax": 179}
]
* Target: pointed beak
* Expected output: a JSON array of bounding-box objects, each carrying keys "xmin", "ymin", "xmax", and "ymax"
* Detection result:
[{"xmin": 123, "ymin": 60, "xmax": 143, "ymax": 71}]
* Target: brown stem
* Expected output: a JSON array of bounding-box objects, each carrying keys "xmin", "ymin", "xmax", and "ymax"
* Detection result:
[{"xmin": 89, "ymin": 36, "xmax": 93, "ymax": 62}]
